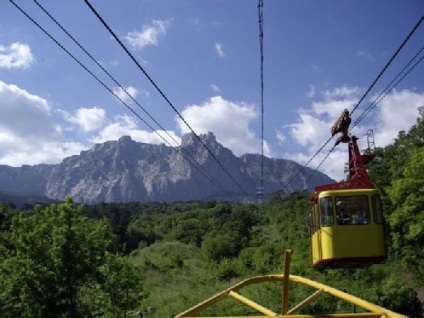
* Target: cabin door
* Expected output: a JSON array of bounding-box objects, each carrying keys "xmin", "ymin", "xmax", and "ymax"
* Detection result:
[{"xmin": 310, "ymin": 205, "xmax": 322, "ymax": 265}]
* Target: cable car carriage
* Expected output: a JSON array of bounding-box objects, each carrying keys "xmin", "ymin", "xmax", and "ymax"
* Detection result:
[{"xmin": 309, "ymin": 131, "xmax": 387, "ymax": 269}]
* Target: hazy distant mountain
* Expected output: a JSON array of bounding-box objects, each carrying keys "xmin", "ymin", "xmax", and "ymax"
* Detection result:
[{"xmin": 0, "ymin": 132, "xmax": 334, "ymax": 204}]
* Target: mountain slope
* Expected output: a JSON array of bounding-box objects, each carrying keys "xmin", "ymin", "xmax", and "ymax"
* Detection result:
[{"xmin": 0, "ymin": 132, "xmax": 334, "ymax": 204}]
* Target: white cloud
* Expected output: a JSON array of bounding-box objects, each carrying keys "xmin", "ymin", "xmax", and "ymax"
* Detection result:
[
  {"xmin": 308, "ymin": 86, "xmax": 361, "ymax": 117},
  {"xmin": 0, "ymin": 81, "xmax": 56, "ymax": 139},
  {"xmin": 0, "ymin": 81, "xmax": 86, "ymax": 166},
  {"xmin": 0, "ymin": 42, "xmax": 35, "ymax": 69},
  {"xmin": 288, "ymin": 113, "xmax": 330, "ymax": 148},
  {"xmin": 210, "ymin": 84, "xmax": 220, "ymax": 92},
  {"xmin": 275, "ymin": 129, "xmax": 286, "ymax": 143},
  {"xmin": 215, "ymin": 42, "xmax": 225, "ymax": 57},
  {"xmin": 91, "ymin": 115, "xmax": 181, "ymax": 146},
  {"xmin": 372, "ymin": 89, "xmax": 424, "ymax": 147},
  {"xmin": 0, "ymin": 81, "xmax": 186, "ymax": 167},
  {"xmin": 287, "ymin": 86, "xmax": 363, "ymax": 151},
  {"xmin": 307, "ymin": 85, "xmax": 316, "ymax": 98},
  {"xmin": 311, "ymin": 99, "xmax": 355, "ymax": 117},
  {"xmin": 112, "ymin": 86, "xmax": 139, "ymax": 104},
  {"xmin": 177, "ymin": 96, "xmax": 271, "ymax": 156},
  {"xmin": 283, "ymin": 86, "xmax": 424, "ymax": 180},
  {"xmin": 66, "ymin": 107, "xmax": 106, "ymax": 132},
  {"xmin": 322, "ymin": 85, "xmax": 362, "ymax": 100},
  {"xmin": 191, "ymin": 18, "xmax": 222, "ymax": 31},
  {"xmin": 124, "ymin": 20, "xmax": 170, "ymax": 50},
  {"xmin": 285, "ymin": 148, "xmax": 348, "ymax": 182},
  {"xmin": 0, "ymin": 141, "xmax": 87, "ymax": 167},
  {"xmin": 357, "ymin": 50, "xmax": 375, "ymax": 61}
]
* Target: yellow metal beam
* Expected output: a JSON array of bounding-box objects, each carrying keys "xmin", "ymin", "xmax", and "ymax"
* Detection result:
[
  {"xmin": 176, "ymin": 276, "xmax": 282, "ymax": 317},
  {"xmin": 175, "ymin": 274, "xmax": 407, "ymax": 318},
  {"xmin": 175, "ymin": 290, "xmax": 229, "ymax": 317},
  {"xmin": 228, "ymin": 291, "xmax": 278, "ymax": 316},
  {"xmin": 177, "ymin": 314, "xmax": 383, "ymax": 318},
  {"xmin": 282, "ymin": 250, "xmax": 292, "ymax": 314},
  {"xmin": 177, "ymin": 316, "xmax": 315, "ymax": 318},
  {"xmin": 287, "ymin": 289, "xmax": 324, "ymax": 314},
  {"xmin": 289, "ymin": 275, "xmax": 405, "ymax": 318},
  {"xmin": 314, "ymin": 314, "xmax": 384, "ymax": 317}
]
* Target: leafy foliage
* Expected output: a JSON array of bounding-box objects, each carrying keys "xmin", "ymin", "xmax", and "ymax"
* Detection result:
[
  {"xmin": 368, "ymin": 114, "xmax": 424, "ymax": 283},
  {"xmin": 387, "ymin": 147, "xmax": 424, "ymax": 280},
  {"xmin": 0, "ymin": 199, "xmax": 143, "ymax": 317},
  {"xmin": 0, "ymin": 112, "xmax": 422, "ymax": 317}
]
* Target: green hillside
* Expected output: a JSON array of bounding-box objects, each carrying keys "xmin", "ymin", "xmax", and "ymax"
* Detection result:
[{"xmin": 0, "ymin": 113, "xmax": 422, "ymax": 317}]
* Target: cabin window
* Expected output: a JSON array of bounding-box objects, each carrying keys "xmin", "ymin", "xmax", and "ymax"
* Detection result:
[
  {"xmin": 319, "ymin": 197, "xmax": 334, "ymax": 226},
  {"xmin": 309, "ymin": 207, "xmax": 317, "ymax": 235},
  {"xmin": 372, "ymin": 195, "xmax": 384, "ymax": 224},
  {"xmin": 335, "ymin": 195, "xmax": 370, "ymax": 225}
]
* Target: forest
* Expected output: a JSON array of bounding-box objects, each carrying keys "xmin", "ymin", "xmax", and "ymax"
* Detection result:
[{"xmin": 0, "ymin": 113, "xmax": 422, "ymax": 317}]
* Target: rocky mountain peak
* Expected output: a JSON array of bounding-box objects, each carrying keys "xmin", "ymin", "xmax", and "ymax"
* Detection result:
[
  {"xmin": 181, "ymin": 132, "xmax": 218, "ymax": 148},
  {"xmin": 0, "ymin": 132, "xmax": 335, "ymax": 204},
  {"xmin": 118, "ymin": 135, "xmax": 133, "ymax": 144},
  {"xmin": 202, "ymin": 131, "xmax": 217, "ymax": 144}
]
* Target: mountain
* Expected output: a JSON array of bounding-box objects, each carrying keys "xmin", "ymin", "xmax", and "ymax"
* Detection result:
[{"xmin": 0, "ymin": 132, "xmax": 334, "ymax": 204}]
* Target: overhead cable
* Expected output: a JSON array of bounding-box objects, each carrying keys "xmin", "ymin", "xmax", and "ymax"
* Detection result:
[
  {"xmin": 352, "ymin": 44, "xmax": 424, "ymax": 129},
  {"xmin": 32, "ymin": 1, "xmax": 180, "ymax": 147},
  {"xmin": 349, "ymin": 14, "xmax": 424, "ymax": 117},
  {"xmin": 291, "ymin": 15, "xmax": 424, "ymax": 189},
  {"xmin": 83, "ymin": 0, "xmax": 249, "ymax": 196},
  {"xmin": 31, "ymin": 0, "xmax": 230, "ymax": 194},
  {"xmin": 258, "ymin": 0, "xmax": 265, "ymax": 198},
  {"xmin": 306, "ymin": 48, "xmax": 424, "ymax": 185},
  {"xmin": 10, "ymin": 0, "xmax": 229, "ymax": 195}
]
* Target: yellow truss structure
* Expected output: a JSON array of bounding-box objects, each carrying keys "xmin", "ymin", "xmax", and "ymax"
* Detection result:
[{"xmin": 175, "ymin": 251, "xmax": 406, "ymax": 318}]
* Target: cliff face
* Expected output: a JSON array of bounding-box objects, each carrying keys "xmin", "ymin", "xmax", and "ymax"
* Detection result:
[
  {"xmin": 0, "ymin": 164, "xmax": 53, "ymax": 196},
  {"xmin": 0, "ymin": 133, "xmax": 334, "ymax": 204}
]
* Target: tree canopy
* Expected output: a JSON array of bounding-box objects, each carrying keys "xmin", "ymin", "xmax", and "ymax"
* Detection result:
[
  {"xmin": 0, "ymin": 112, "xmax": 422, "ymax": 317},
  {"xmin": 0, "ymin": 199, "xmax": 142, "ymax": 317}
]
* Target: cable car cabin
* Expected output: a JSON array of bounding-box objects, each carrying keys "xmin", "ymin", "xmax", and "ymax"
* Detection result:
[
  {"xmin": 309, "ymin": 189, "xmax": 386, "ymax": 269},
  {"xmin": 309, "ymin": 134, "xmax": 387, "ymax": 269}
]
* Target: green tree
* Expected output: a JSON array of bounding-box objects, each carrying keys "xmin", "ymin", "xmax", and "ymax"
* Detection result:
[
  {"xmin": 368, "ymin": 116, "xmax": 424, "ymax": 201},
  {"xmin": 0, "ymin": 199, "xmax": 143, "ymax": 317},
  {"xmin": 201, "ymin": 232, "xmax": 238, "ymax": 261},
  {"xmin": 82, "ymin": 253, "xmax": 144, "ymax": 317},
  {"xmin": 127, "ymin": 215, "xmax": 159, "ymax": 249},
  {"xmin": 387, "ymin": 147, "xmax": 424, "ymax": 279}
]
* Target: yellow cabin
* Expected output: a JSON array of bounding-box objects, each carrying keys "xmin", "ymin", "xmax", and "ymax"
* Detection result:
[{"xmin": 309, "ymin": 188, "xmax": 386, "ymax": 269}]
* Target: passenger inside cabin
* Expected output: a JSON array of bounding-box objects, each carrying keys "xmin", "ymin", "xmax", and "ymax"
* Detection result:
[
  {"xmin": 337, "ymin": 208, "xmax": 351, "ymax": 225},
  {"xmin": 353, "ymin": 210, "xmax": 368, "ymax": 224}
]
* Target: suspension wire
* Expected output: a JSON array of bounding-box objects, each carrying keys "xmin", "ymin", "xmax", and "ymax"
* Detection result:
[
  {"xmin": 33, "ymin": 0, "xmax": 180, "ymax": 147},
  {"xmin": 352, "ymin": 45, "xmax": 424, "ymax": 129},
  {"xmin": 288, "ymin": 15, "xmax": 424, "ymax": 189},
  {"xmin": 284, "ymin": 135, "xmax": 334, "ymax": 189},
  {"xmin": 31, "ymin": 0, "xmax": 230, "ymax": 194},
  {"xmin": 83, "ymin": 0, "xmax": 249, "ymax": 196},
  {"xmin": 306, "ymin": 47, "xmax": 424, "ymax": 185},
  {"xmin": 9, "ymin": 0, "xmax": 229, "ymax": 195},
  {"xmin": 349, "ymin": 14, "xmax": 424, "ymax": 117},
  {"xmin": 258, "ymin": 0, "xmax": 265, "ymax": 199},
  {"xmin": 305, "ymin": 146, "xmax": 336, "ymax": 184}
]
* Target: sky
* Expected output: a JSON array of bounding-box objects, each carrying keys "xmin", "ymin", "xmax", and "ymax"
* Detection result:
[{"xmin": 0, "ymin": 0, "xmax": 423, "ymax": 182}]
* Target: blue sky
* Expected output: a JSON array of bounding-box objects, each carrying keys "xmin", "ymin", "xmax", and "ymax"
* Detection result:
[{"xmin": 0, "ymin": 0, "xmax": 423, "ymax": 181}]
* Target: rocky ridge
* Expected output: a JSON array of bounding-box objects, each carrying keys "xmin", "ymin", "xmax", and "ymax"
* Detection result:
[{"xmin": 0, "ymin": 132, "xmax": 334, "ymax": 204}]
